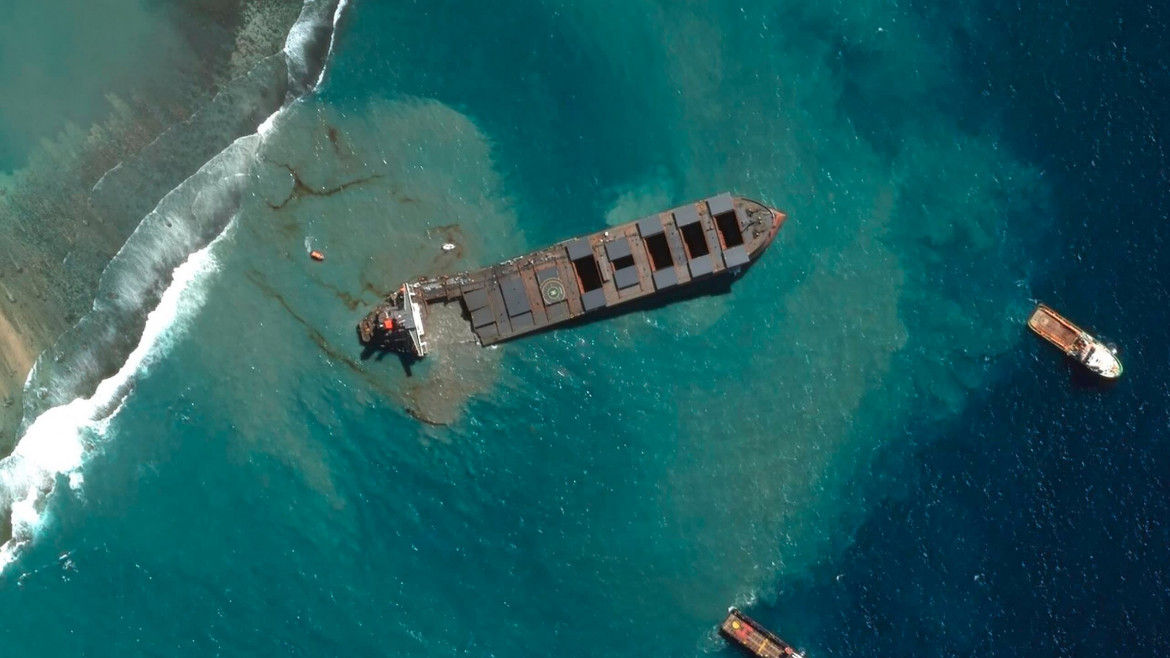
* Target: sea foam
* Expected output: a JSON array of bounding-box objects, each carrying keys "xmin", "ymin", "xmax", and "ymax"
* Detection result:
[
  {"xmin": 0, "ymin": 238, "xmax": 221, "ymax": 570},
  {"xmin": 0, "ymin": 0, "xmax": 349, "ymax": 572}
]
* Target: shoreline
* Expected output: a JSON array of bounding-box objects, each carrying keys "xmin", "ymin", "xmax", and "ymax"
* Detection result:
[
  {"xmin": 0, "ymin": 303, "xmax": 39, "ymax": 453},
  {"xmin": 0, "ymin": 0, "xmax": 304, "ymax": 456},
  {"xmin": 0, "ymin": 0, "xmax": 347, "ymax": 564}
]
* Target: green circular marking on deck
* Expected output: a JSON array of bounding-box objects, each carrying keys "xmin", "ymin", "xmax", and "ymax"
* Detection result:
[{"xmin": 540, "ymin": 278, "xmax": 566, "ymax": 305}]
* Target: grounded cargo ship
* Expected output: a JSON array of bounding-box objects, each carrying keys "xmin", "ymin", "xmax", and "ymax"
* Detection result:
[
  {"xmin": 358, "ymin": 193, "xmax": 785, "ymax": 357},
  {"xmin": 1027, "ymin": 303, "xmax": 1123, "ymax": 379},
  {"xmin": 719, "ymin": 608, "xmax": 804, "ymax": 658}
]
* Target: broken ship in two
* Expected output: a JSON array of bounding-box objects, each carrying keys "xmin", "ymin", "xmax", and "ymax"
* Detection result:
[{"xmin": 358, "ymin": 193, "xmax": 786, "ymax": 357}]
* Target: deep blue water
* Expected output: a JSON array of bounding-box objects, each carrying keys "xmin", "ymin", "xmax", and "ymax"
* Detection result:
[
  {"xmin": 1, "ymin": 0, "xmax": 1168, "ymax": 656},
  {"xmin": 767, "ymin": 2, "xmax": 1170, "ymax": 654}
]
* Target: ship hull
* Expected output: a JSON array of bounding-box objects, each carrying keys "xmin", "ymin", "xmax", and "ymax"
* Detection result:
[
  {"xmin": 359, "ymin": 193, "xmax": 785, "ymax": 357},
  {"xmin": 1027, "ymin": 303, "xmax": 1123, "ymax": 379},
  {"xmin": 719, "ymin": 608, "xmax": 803, "ymax": 658}
]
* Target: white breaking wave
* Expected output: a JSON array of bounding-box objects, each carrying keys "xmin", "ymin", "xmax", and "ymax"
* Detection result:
[
  {"xmin": 0, "ymin": 236, "xmax": 223, "ymax": 570},
  {"xmin": 0, "ymin": 0, "xmax": 350, "ymax": 572},
  {"xmin": 316, "ymin": 0, "xmax": 351, "ymax": 89},
  {"xmin": 283, "ymin": 0, "xmax": 347, "ymax": 94}
]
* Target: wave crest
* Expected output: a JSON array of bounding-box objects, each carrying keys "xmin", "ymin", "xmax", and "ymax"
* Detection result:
[
  {"xmin": 0, "ymin": 0, "xmax": 350, "ymax": 571},
  {"xmin": 0, "ymin": 239, "xmax": 221, "ymax": 570}
]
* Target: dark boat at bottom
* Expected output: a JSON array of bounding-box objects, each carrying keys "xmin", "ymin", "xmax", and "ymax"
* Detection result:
[
  {"xmin": 719, "ymin": 607, "xmax": 804, "ymax": 658},
  {"xmin": 358, "ymin": 192, "xmax": 786, "ymax": 357}
]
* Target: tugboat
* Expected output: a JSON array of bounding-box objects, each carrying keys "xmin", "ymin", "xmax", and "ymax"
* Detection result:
[
  {"xmin": 358, "ymin": 193, "xmax": 785, "ymax": 357},
  {"xmin": 1027, "ymin": 303, "xmax": 1123, "ymax": 379},
  {"xmin": 719, "ymin": 607, "xmax": 804, "ymax": 658}
]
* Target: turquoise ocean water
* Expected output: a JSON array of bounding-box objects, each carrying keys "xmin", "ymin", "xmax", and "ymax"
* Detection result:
[{"xmin": 1, "ymin": 0, "xmax": 1168, "ymax": 655}]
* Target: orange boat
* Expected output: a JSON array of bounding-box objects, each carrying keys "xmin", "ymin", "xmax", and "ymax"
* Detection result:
[
  {"xmin": 309, "ymin": 250, "xmax": 325, "ymax": 262},
  {"xmin": 719, "ymin": 608, "xmax": 803, "ymax": 658},
  {"xmin": 1027, "ymin": 303, "xmax": 1122, "ymax": 378}
]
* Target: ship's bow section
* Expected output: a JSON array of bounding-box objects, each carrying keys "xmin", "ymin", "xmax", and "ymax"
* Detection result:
[{"xmin": 737, "ymin": 197, "xmax": 785, "ymax": 262}]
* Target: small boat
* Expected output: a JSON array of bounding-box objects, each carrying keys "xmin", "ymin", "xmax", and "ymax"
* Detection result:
[
  {"xmin": 309, "ymin": 250, "xmax": 325, "ymax": 262},
  {"xmin": 1027, "ymin": 303, "xmax": 1122, "ymax": 379},
  {"xmin": 719, "ymin": 607, "xmax": 803, "ymax": 658}
]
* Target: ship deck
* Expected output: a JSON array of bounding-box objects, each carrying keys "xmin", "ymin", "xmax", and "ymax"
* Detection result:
[
  {"xmin": 719, "ymin": 609, "xmax": 800, "ymax": 658},
  {"xmin": 406, "ymin": 193, "xmax": 783, "ymax": 347},
  {"xmin": 1027, "ymin": 303, "xmax": 1084, "ymax": 354}
]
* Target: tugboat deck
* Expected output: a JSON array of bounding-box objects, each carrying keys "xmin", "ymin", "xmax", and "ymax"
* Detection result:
[
  {"xmin": 1027, "ymin": 303, "xmax": 1083, "ymax": 353},
  {"xmin": 719, "ymin": 608, "xmax": 802, "ymax": 658},
  {"xmin": 1026, "ymin": 302, "xmax": 1123, "ymax": 379}
]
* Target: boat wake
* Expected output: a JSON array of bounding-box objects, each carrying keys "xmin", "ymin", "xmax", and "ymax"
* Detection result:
[{"xmin": 0, "ymin": 0, "xmax": 350, "ymax": 572}]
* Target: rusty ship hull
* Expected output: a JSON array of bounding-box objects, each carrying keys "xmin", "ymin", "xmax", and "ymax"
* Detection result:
[
  {"xmin": 358, "ymin": 193, "xmax": 786, "ymax": 357},
  {"xmin": 1027, "ymin": 303, "xmax": 1123, "ymax": 378},
  {"xmin": 719, "ymin": 608, "xmax": 803, "ymax": 658}
]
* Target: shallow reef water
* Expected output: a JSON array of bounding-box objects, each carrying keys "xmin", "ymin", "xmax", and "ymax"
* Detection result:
[{"xmin": 0, "ymin": 0, "xmax": 1167, "ymax": 656}]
